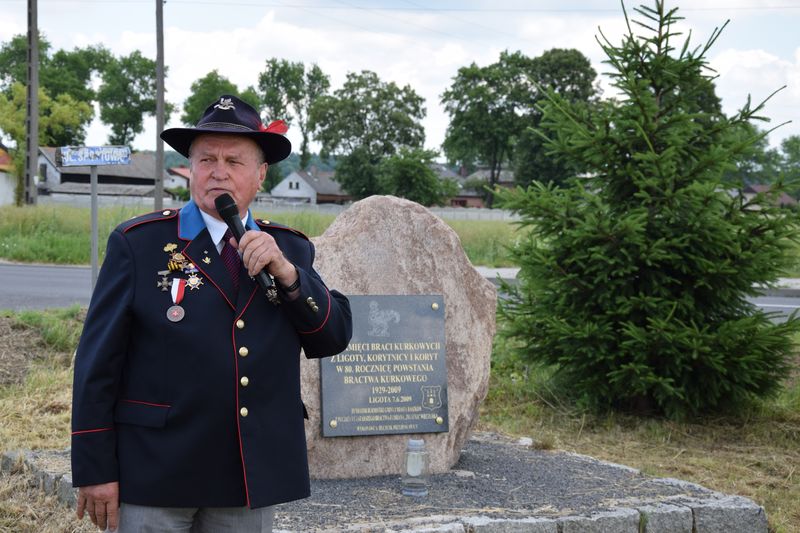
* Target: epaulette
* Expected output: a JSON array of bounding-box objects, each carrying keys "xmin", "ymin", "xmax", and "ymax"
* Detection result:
[
  {"xmin": 254, "ymin": 218, "xmax": 309, "ymax": 241},
  {"xmin": 119, "ymin": 208, "xmax": 179, "ymax": 233}
]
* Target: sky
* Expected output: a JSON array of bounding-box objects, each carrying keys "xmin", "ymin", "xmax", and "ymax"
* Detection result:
[{"xmin": 2, "ymin": 0, "xmax": 800, "ymax": 157}]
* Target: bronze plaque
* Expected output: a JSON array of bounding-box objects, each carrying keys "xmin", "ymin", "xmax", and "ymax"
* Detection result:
[{"xmin": 320, "ymin": 295, "xmax": 449, "ymax": 437}]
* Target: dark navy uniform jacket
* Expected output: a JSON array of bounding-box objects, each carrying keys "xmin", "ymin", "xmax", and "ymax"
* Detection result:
[{"xmin": 71, "ymin": 200, "xmax": 352, "ymax": 509}]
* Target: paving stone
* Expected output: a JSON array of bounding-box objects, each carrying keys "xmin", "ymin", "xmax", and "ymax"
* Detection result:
[
  {"xmin": 559, "ymin": 508, "xmax": 641, "ymax": 533},
  {"xmin": 0, "ymin": 450, "xmax": 24, "ymax": 473},
  {"xmin": 58, "ymin": 473, "xmax": 77, "ymax": 508},
  {"xmin": 463, "ymin": 515, "xmax": 558, "ymax": 532},
  {"xmin": 637, "ymin": 504, "xmax": 692, "ymax": 533},
  {"xmin": 396, "ymin": 523, "xmax": 465, "ymax": 533},
  {"xmin": 692, "ymin": 495, "xmax": 768, "ymax": 533}
]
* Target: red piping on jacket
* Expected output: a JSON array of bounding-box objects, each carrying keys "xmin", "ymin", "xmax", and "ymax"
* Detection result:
[
  {"xmin": 121, "ymin": 210, "xmax": 177, "ymax": 233},
  {"xmin": 71, "ymin": 427, "xmax": 113, "ymax": 436},
  {"xmin": 182, "ymin": 245, "xmax": 236, "ymax": 311},
  {"xmin": 232, "ymin": 288, "xmax": 258, "ymax": 508},
  {"xmin": 298, "ymin": 288, "xmax": 332, "ymax": 335}
]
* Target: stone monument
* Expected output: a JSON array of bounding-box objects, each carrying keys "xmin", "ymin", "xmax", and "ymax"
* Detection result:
[{"xmin": 302, "ymin": 195, "xmax": 497, "ymax": 478}]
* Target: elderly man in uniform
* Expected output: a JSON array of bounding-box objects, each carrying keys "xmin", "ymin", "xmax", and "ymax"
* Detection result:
[{"xmin": 71, "ymin": 94, "xmax": 352, "ymax": 532}]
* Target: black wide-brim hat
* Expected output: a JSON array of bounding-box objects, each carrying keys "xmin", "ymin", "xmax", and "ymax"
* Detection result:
[{"xmin": 160, "ymin": 94, "xmax": 291, "ymax": 165}]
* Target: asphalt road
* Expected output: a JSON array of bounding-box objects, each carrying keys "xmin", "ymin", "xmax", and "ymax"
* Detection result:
[
  {"xmin": 2, "ymin": 263, "xmax": 799, "ymax": 320},
  {"xmin": 0, "ymin": 262, "xmax": 92, "ymax": 311}
]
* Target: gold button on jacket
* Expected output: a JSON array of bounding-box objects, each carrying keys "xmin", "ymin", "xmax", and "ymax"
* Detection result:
[
  {"xmin": 238, "ymin": 346, "xmax": 249, "ymax": 357},
  {"xmin": 240, "ymin": 407, "xmax": 249, "ymax": 417}
]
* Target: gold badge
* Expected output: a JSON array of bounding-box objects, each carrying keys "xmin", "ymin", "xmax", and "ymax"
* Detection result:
[
  {"xmin": 163, "ymin": 243, "xmax": 178, "ymax": 253},
  {"xmin": 167, "ymin": 252, "xmax": 188, "ymax": 272},
  {"xmin": 186, "ymin": 273, "xmax": 204, "ymax": 290},
  {"xmin": 203, "ymin": 257, "xmax": 211, "ymax": 264}
]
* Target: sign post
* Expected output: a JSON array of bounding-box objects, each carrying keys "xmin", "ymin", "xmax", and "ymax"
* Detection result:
[{"xmin": 56, "ymin": 146, "xmax": 131, "ymax": 288}]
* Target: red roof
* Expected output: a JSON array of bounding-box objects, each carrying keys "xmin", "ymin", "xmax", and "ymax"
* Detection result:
[
  {"xmin": 0, "ymin": 147, "xmax": 12, "ymax": 171},
  {"xmin": 168, "ymin": 166, "xmax": 191, "ymax": 179}
]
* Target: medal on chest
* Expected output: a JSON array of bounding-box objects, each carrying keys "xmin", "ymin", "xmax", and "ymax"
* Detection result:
[{"xmin": 167, "ymin": 278, "xmax": 186, "ymax": 322}]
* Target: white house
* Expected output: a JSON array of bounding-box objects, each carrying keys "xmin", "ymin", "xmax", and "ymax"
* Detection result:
[
  {"xmin": 271, "ymin": 168, "xmax": 350, "ymax": 205},
  {"xmin": 166, "ymin": 166, "xmax": 190, "ymax": 189}
]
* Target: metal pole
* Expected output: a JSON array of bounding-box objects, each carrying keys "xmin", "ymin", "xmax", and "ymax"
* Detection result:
[
  {"xmin": 154, "ymin": 0, "xmax": 165, "ymax": 210},
  {"xmin": 90, "ymin": 166, "xmax": 99, "ymax": 289},
  {"xmin": 25, "ymin": 0, "xmax": 39, "ymax": 205}
]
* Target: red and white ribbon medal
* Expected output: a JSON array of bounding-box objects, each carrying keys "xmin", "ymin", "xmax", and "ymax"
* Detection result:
[{"xmin": 167, "ymin": 278, "xmax": 186, "ymax": 322}]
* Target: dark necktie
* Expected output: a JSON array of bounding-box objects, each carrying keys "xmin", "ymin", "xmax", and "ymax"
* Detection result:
[{"xmin": 220, "ymin": 229, "xmax": 241, "ymax": 292}]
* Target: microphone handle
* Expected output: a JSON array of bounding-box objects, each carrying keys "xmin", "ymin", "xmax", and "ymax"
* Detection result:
[{"xmin": 223, "ymin": 217, "xmax": 279, "ymax": 303}]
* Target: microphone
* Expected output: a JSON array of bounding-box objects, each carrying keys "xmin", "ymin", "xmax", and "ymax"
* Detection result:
[{"xmin": 214, "ymin": 193, "xmax": 279, "ymax": 304}]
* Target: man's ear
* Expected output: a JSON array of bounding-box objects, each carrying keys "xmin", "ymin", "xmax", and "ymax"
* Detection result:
[{"xmin": 260, "ymin": 163, "xmax": 268, "ymax": 183}]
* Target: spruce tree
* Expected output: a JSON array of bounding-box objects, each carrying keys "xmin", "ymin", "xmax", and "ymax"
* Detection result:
[{"xmin": 497, "ymin": 1, "xmax": 800, "ymax": 418}]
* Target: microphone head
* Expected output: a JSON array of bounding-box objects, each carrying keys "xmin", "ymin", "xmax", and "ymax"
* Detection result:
[{"xmin": 214, "ymin": 193, "xmax": 239, "ymax": 220}]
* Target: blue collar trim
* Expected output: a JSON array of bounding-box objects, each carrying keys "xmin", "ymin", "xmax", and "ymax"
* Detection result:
[{"xmin": 179, "ymin": 199, "xmax": 258, "ymax": 240}]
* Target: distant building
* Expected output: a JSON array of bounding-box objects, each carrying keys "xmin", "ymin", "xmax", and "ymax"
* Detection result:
[
  {"xmin": 427, "ymin": 163, "xmax": 483, "ymax": 208},
  {"xmin": 166, "ymin": 166, "xmax": 190, "ymax": 189},
  {"xmin": 444, "ymin": 168, "xmax": 516, "ymax": 208},
  {"xmin": 271, "ymin": 167, "xmax": 351, "ymax": 204},
  {"xmin": 743, "ymin": 184, "xmax": 797, "ymax": 208},
  {"xmin": 465, "ymin": 168, "xmax": 515, "ymax": 188},
  {"xmin": 0, "ymin": 143, "xmax": 14, "ymax": 205},
  {"xmin": 37, "ymin": 147, "xmax": 170, "ymax": 199}
]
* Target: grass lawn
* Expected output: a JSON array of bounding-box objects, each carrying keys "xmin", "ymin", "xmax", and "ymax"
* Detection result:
[{"xmin": 0, "ymin": 205, "xmax": 520, "ymax": 268}]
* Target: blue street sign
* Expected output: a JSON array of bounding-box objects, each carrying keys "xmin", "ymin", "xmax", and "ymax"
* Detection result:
[{"xmin": 56, "ymin": 146, "xmax": 131, "ymax": 167}]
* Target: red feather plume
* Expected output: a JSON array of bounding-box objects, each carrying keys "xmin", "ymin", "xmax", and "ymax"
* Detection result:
[{"xmin": 260, "ymin": 120, "xmax": 288, "ymax": 134}]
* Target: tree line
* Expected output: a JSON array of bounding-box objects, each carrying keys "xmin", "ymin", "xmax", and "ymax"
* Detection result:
[{"xmin": 1, "ymin": 32, "xmax": 799, "ymax": 207}]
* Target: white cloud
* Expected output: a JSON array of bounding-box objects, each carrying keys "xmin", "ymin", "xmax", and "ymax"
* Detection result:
[
  {"xmin": 0, "ymin": 15, "xmax": 24, "ymax": 43},
  {"xmin": 710, "ymin": 47, "xmax": 800, "ymax": 146},
  {"xmin": 7, "ymin": 1, "xmax": 800, "ymax": 154}
]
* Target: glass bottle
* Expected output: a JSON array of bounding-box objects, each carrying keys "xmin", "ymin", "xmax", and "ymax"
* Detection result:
[{"xmin": 401, "ymin": 438, "xmax": 429, "ymax": 497}]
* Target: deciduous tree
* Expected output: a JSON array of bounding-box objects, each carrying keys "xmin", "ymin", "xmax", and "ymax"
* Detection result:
[
  {"xmin": 514, "ymin": 49, "xmax": 598, "ymax": 188},
  {"xmin": 781, "ymin": 135, "xmax": 800, "ymax": 187},
  {"xmin": 378, "ymin": 148, "xmax": 453, "ymax": 206},
  {"xmin": 97, "ymin": 51, "xmax": 173, "ymax": 146},
  {"xmin": 441, "ymin": 51, "xmax": 531, "ymax": 206},
  {"xmin": 181, "ymin": 70, "xmax": 259, "ymax": 125},
  {"xmin": 0, "ymin": 83, "xmax": 92, "ymax": 204},
  {"xmin": 258, "ymin": 59, "xmax": 329, "ymax": 170},
  {"xmin": 310, "ymin": 70, "xmax": 424, "ymax": 199},
  {"xmin": 0, "ymin": 35, "xmax": 109, "ymax": 145}
]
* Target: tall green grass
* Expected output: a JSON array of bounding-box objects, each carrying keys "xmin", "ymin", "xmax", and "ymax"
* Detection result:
[
  {"xmin": 252, "ymin": 209, "xmax": 337, "ymax": 238},
  {"xmin": 0, "ymin": 205, "xmax": 520, "ymax": 267},
  {"xmin": 444, "ymin": 219, "xmax": 520, "ymax": 267},
  {"xmin": 0, "ymin": 205, "xmax": 141, "ymax": 264}
]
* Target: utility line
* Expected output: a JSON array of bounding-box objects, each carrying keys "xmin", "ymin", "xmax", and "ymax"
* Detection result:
[{"xmin": 4, "ymin": 0, "xmax": 800, "ymax": 11}]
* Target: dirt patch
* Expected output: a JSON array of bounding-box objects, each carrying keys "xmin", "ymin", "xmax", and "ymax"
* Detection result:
[{"xmin": 0, "ymin": 317, "xmax": 44, "ymax": 386}]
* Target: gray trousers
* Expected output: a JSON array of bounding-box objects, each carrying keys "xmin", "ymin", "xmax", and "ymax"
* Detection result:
[{"xmin": 110, "ymin": 503, "xmax": 274, "ymax": 533}]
